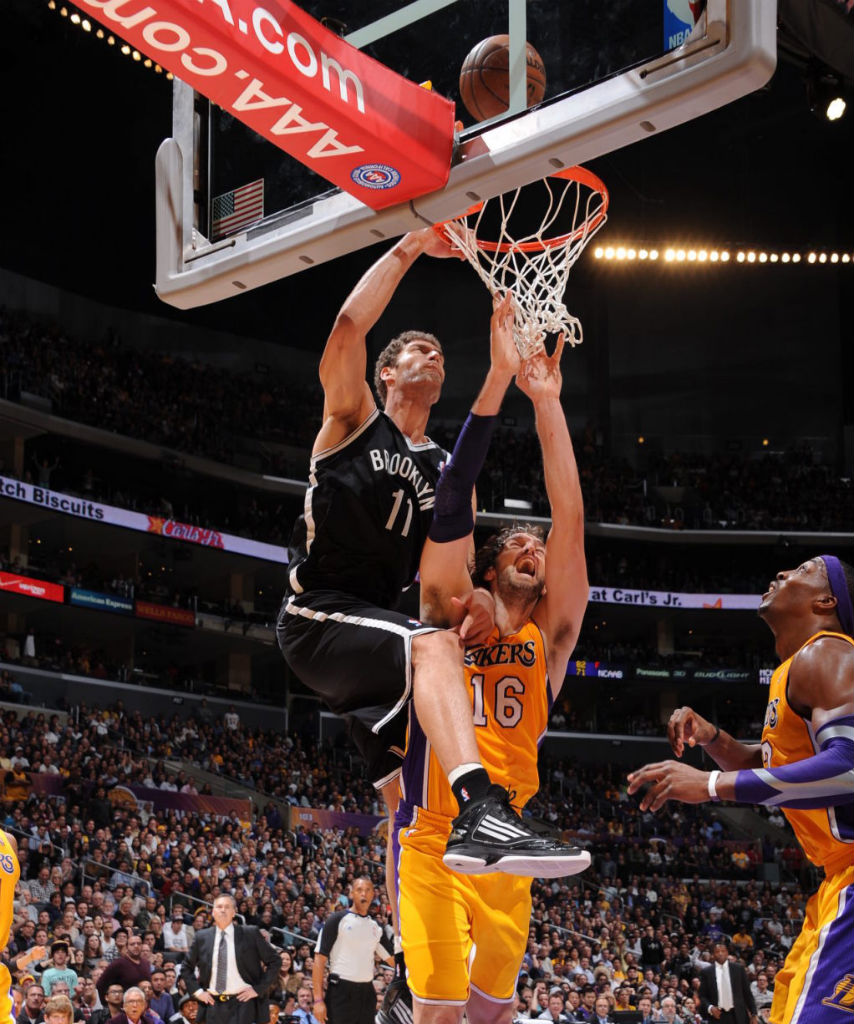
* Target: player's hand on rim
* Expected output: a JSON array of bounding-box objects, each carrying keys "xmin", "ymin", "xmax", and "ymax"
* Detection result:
[{"xmin": 415, "ymin": 225, "xmax": 465, "ymax": 259}]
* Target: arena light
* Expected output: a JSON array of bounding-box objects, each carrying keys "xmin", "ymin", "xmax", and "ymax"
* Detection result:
[
  {"xmin": 807, "ymin": 66, "xmax": 848, "ymax": 122},
  {"xmin": 587, "ymin": 244, "xmax": 849, "ymax": 268},
  {"xmin": 47, "ymin": 0, "xmax": 169, "ymax": 76}
]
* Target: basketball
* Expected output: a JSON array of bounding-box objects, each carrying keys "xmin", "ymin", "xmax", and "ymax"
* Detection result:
[{"xmin": 459, "ymin": 35, "xmax": 547, "ymax": 122}]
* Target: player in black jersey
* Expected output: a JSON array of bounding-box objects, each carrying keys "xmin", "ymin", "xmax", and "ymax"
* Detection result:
[{"xmin": 277, "ymin": 228, "xmax": 580, "ymax": 907}]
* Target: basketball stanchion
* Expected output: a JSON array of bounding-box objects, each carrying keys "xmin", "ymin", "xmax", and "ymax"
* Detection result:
[{"xmin": 434, "ymin": 166, "xmax": 609, "ymax": 358}]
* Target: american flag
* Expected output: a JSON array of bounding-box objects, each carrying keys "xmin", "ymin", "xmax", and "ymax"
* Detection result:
[{"xmin": 211, "ymin": 179, "xmax": 264, "ymax": 239}]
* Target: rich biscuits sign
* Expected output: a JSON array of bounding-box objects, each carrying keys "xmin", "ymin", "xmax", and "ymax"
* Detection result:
[{"xmin": 81, "ymin": 0, "xmax": 455, "ymax": 210}]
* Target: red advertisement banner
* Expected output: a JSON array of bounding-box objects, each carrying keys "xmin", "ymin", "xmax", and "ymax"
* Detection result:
[
  {"xmin": 0, "ymin": 571, "xmax": 64, "ymax": 604},
  {"xmin": 81, "ymin": 0, "xmax": 455, "ymax": 211},
  {"xmin": 135, "ymin": 600, "xmax": 196, "ymax": 628}
]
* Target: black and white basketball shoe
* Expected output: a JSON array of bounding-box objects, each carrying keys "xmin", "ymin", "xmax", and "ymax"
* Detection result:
[
  {"xmin": 443, "ymin": 785, "xmax": 591, "ymax": 877},
  {"xmin": 376, "ymin": 976, "xmax": 413, "ymax": 1024}
]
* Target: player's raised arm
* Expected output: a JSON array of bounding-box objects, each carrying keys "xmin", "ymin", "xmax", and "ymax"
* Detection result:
[
  {"xmin": 419, "ymin": 291, "xmax": 518, "ymax": 636},
  {"xmin": 517, "ymin": 337, "xmax": 588, "ymax": 692},
  {"xmin": 316, "ymin": 228, "xmax": 460, "ymax": 448}
]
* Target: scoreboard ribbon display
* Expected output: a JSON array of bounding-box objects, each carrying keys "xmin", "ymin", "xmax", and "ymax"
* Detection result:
[{"xmin": 82, "ymin": 0, "xmax": 456, "ymax": 210}]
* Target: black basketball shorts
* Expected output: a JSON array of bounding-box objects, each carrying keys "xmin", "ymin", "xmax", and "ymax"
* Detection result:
[{"xmin": 277, "ymin": 590, "xmax": 440, "ymax": 788}]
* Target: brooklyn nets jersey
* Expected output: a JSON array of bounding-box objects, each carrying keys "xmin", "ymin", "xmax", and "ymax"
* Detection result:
[{"xmin": 288, "ymin": 409, "xmax": 446, "ymax": 609}]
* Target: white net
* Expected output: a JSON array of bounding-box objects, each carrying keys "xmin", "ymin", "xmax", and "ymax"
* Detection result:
[{"xmin": 440, "ymin": 168, "xmax": 608, "ymax": 358}]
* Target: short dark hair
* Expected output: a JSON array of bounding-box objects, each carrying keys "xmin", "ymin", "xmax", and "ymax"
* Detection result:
[
  {"xmin": 373, "ymin": 330, "xmax": 442, "ymax": 406},
  {"xmin": 471, "ymin": 523, "xmax": 546, "ymax": 588}
]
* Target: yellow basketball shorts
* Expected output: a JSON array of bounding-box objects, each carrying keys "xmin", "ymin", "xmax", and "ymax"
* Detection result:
[
  {"xmin": 396, "ymin": 806, "xmax": 530, "ymax": 1005},
  {"xmin": 0, "ymin": 963, "xmax": 13, "ymax": 1024},
  {"xmin": 771, "ymin": 862, "xmax": 854, "ymax": 1023}
]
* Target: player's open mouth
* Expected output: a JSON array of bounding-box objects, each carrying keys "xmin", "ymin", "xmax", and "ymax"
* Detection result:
[{"xmin": 517, "ymin": 558, "xmax": 536, "ymax": 576}]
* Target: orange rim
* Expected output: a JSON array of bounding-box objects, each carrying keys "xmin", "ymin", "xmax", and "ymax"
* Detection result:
[{"xmin": 436, "ymin": 166, "xmax": 608, "ymax": 253}]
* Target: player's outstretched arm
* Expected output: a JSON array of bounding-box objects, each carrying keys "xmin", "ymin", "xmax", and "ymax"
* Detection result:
[
  {"xmin": 666, "ymin": 706, "xmax": 763, "ymax": 769},
  {"xmin": 517, "ymin": 336, "xmax": 588, "ymax": 693},
  {"xmin": 419, "ymin": 292, "xmax": 518, "ymax": 639},
  {"xmin": 627, "ymin": 640, "xmax": 854, "ymax": 811},
  {"xmin": 316, "ymin": 228, "xmax": 460, "ymax": 447}
]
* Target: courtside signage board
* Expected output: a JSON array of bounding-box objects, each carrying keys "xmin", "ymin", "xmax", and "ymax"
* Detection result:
[
  {"xmin": 0, "ymin": 475, "xmax": 287, "ymax": 565},
  {"xmin": 81, "ymin": 0, "xmax": 455, "ymax": 211},
  {"xmin": 70, "ymin": 587, "xmax": 134, "ymax": 615},
  {"xmin": 0, "ymin": 571, "xmax": 64, "ymax": 604},
  {"xmin": 588, "ymin": 587, "xmax": 758, "ymax": 610}
]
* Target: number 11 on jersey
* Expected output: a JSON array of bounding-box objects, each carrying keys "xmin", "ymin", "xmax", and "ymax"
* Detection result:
[{"xmin": 385, "ymin": 489, "xmax": 414, "ymax": 537}]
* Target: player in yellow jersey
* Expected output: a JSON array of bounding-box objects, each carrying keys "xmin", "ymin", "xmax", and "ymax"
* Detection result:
[
  {"xmin": 0, "ymin": 829, "xmax": 21, "ymax": 1024},
  {"xmin": 627, "ymin": 555, "xmax": 854, "ymax": 1024},
  {"xmin": 388, "ymin": 310, "xmax": 591, "ymax": 1023}
]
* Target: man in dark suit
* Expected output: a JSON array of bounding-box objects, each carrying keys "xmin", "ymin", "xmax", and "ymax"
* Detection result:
[
  {"xmin": 697, "ymin": 943, "xmax": 757, "ymax": 1024},
  {"xmin": 182, "ymin": 894, "xmax": 280, "ymax": 1024}
]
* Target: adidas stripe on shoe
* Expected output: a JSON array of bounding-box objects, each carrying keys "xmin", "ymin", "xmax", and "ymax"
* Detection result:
[{"xmin": 442, "ymin": 784, "xmax": 591, "ymax": 879}]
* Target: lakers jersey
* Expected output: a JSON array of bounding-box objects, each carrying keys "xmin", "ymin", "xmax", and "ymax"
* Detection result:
[
  {"xmin": 400, "ymin": 620, "xmax": 551, "ymax": 819},
  {"xmin": 0, "ymin": 829, "xmax": 20, "ymax": 949},
  {"xmin": 762, "ymin": 631, "xmax": 854, "ymax": 874},
  {"xmin": 287, "ymin": 409, "xmax": 446, "ymax": 609}
]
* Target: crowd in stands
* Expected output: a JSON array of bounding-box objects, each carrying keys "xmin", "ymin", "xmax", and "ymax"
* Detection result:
[
  {"xmin": 3, "ymin": 306, "xmax": 851, "ymax": 544},
  {"xmin": 0, "ymin": 700, "xmax": 805, "ymax": 1022},
  {"xmin": 0, "ymin": 307, "xmax": 321, "ymax": 467}
]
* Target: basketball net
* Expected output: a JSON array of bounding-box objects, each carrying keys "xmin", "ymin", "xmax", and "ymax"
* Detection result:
[{"xmin": 437, "ymin": 166, "xmax": 608, "ymax": 358}]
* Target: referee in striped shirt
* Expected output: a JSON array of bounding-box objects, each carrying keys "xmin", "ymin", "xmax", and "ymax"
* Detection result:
[{"xmin": 312, "ymin": 878, "xmax": 393, "ymax": 1024}]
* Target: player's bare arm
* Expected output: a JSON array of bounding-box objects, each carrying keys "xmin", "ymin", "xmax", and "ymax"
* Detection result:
[
  {"xmin": 667, "ymin": 706, "xmax": 763, "ymax": 770},
  {"xmin": 627, "ymin": 639, "xmax": 854, "ymax": 811},
  {"xmin": 517, "ymin": 336, "xmax": 589, "ymax": 694},
  {"xmin": 419, "ymin": 291, "xmax": 518, "ymax": 636},
  {"xmin": 315, "ymin": 228, "xmax": 460, "ymax": 453}
]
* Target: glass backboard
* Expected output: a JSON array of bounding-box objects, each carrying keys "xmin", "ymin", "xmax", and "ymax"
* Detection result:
[{"xmin": 155, "ymin": 0, "xmax": 776, "ymax": 308}]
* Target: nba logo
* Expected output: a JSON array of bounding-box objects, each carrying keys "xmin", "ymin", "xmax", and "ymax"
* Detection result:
[{"xmin": 663, "ymin": 0, "xmax": 703, "ymax": 50}]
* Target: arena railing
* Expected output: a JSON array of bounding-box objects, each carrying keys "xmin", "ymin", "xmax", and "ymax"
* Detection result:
[{"xmin": 79, "ymin": 857, "xmax": 152, "ymax": 898}]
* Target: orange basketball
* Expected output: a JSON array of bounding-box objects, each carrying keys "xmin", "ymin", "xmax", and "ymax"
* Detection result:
[{"xmin": 459, "ymin": 35, "xmax": 547, "ymax": 123}]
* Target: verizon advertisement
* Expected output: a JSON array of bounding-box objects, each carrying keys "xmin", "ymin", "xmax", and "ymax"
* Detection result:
[
  {"xmin": 0, "ymin": 475, "xmax": 287, "ymax": 564},
  {"xmin": 0, "ymin": 572, "xmax": 64, "ymax": 604},
  {"xmin": 81, "ymin": 0, "xmax": 456, "ymax": 210}
]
